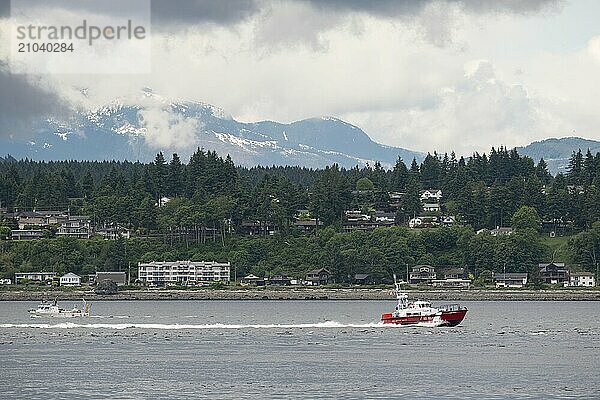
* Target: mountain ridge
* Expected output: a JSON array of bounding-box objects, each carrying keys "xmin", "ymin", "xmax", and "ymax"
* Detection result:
[
  {"xmin": 517, "ymin": 136, "xmax": 600, "ymax": 174},
  {"xmin": 0, "ymin": 92, "xmax": 423, "ymax": 168}
]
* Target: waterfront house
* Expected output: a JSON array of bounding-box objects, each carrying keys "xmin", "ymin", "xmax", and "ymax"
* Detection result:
[
  {"xmin": 95, "ymin": 271, "xmax": 127, "ymax": 286},
  {"xmin": 409, "ymin": 265, "xmax": 437, "ymax": 285},
  {"xmin": 240, "ymin": 274, "xmax": 265, "ymax": 286},
  {"xmin": 493, "ymin": 272, "xmax": 528, "ymax": 288},
  {"xmin": 305, "ymin": 268, "xmax": 333, "ymax": 285},
  {"xmin": 60, "ymin": 272, "xmax": 81, "ymax": 286},
  {"xmin": 432, "ymin": 267, "xmax": 471, "ymax": 288},
  {"xmin": 568, "ymin": 272, "xmax": 595, "ymax": 287},
  {"xmin": 14, "ymin": 272, "xmax": 55, "ymax": 284},
  {"xmin": 269, "ymin": 272, "xmax": 292, "ymax": 285},
  {"xmin": 539, "ymin": 262, "xmax": 568, "ymax": 285},
  {"xmin": 354, "ymin": 273, "xmax": 374, "ymax": 285}
]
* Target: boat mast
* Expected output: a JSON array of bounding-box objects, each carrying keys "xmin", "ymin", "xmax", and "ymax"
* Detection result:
[{"xmin": 393, "ymin": 274, "xmax": 408, "ymax": 309}]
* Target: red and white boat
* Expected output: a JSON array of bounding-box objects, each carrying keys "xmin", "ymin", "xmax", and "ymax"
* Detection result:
[{"xmin": 381, "ymin": 275, "xmax": 467, "ymax": 327}]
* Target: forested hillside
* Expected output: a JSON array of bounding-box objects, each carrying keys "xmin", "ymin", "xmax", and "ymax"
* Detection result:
[{"xmin": 1, "ymin": 146, "xmax": 599, "ymax": 282}]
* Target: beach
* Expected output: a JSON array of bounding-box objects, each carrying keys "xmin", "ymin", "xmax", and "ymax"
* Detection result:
[{"xmin": 1, "ymin": 288, "xmax": 599, "ymax": 301}]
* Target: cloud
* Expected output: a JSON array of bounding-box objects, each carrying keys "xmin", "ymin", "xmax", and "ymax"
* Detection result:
[
  {"xmin": 0, "ymin": 0, "xmax": 594, "ymax": 160},
  {"xmin": 137, "ymin": 100, "xmax": 201, "ymax": 151},
  {"xmin": 151, "ymin": 0, "xmax": 260, "ymax": 27},
  {"xmin": 342, "ymin": 60, "xmax": 541, "ymax": 155},
  {"xmin": 0, "ymin": 65, "xmax": 73, "ymax": 137},
  {"xmin": 303, "ymin": 0, "xmax": 560, "ymax": 16},
  {"xmin": 0, "ymin": 0, "xmax": 9, "ymax": 18}
]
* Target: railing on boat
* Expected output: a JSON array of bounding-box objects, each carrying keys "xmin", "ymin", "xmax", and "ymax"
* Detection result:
[{"xmin": 438, "ymin": 304, "xmax": 463, "ymax": 312}]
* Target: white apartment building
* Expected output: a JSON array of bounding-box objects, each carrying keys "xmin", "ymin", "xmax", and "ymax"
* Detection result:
[{"xmin": 138, "ymin": 261, "xmax": 231, "ymax": 286}]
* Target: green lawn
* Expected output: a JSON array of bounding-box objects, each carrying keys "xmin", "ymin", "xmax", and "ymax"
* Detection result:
[{"xmin": 540, "ymin": 235, "xmax": 575, "ymax": 265}]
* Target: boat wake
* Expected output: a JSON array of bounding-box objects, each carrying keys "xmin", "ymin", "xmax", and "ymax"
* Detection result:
[{"xmin": 0, "ymin": 320, "xmax": 436, "ymax": 330}]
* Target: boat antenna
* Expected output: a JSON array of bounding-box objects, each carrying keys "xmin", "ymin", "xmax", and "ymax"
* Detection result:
[{"xmin": 393, "ymin": 273, "xmax": 408, "ymax": 308}]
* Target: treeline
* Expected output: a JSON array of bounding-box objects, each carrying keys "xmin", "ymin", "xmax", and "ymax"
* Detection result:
[
  {"xmin": 0, "ymin": 225, "xmax": 546, "ymax": 282},
  {"xmin": 1, "ymin": 147, "xmax": 600, "ymax": 280},
  {"xmin": 0, "ymin": 223, "xmax": 597, "ymax": 283},
  {"xmin": 2, "ymin": 147, "xmax": 600, "ymax": 231}
]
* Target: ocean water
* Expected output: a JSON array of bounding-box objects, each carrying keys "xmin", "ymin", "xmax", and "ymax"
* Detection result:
[{"xmin": 0, "ymin": 300, "xmax": 599, "ymax": 399}]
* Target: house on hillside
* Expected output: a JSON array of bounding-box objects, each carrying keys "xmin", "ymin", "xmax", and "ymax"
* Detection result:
[
  {"xmin": 56, "ymin": 216, "xmax": 91, "ymax": 239},
  {"xmin": 420, "ymin": 189, "xmax": 442, "ymax": 202},
  {"xmin": 10, "ymin": 229, "xmax": 44, "ymax": 240},
  {"xmin": 293, "ymin": 219, "xmax": 322, "ymax": 233},
  {"xmin": 240, "ymin": 220, "xmax": 279, "ymax": 236},
  {"xmin": 96, "ymin": 225, "xmax": 131, "ymax": 240}
]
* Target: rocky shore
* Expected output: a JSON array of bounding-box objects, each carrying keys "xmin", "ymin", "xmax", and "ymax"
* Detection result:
[{"xmin": 1, "ymin": 288, "xmax": 600, "ymax": 301}]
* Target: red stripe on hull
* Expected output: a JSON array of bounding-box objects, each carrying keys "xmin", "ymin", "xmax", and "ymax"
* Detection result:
[
  {"xmin": 439, "ymin": 309, "xmax": 467, "ymax": 326},
  {"xmin": 381, "ymin": 308, "xmax": 467, "ymax": 327}
]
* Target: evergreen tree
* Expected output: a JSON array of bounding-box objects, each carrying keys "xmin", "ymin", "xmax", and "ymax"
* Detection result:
[
  {"xmin": 535, "ymin": 158, "xmax": 552, "ymax": 185},
  {"xmin": 167, "ymin": 153, "xmax": 184, "ymax": 197},
  {"xmin": 567, "ymin": 149, "xmax": 584, "ymax": 185},
  {"xmin": 420, "ymin": 153, "xmax": 442, "ymax": 189},
  {"xmin": 402, "ymin": 174, "xmax": 422, "ymax": 218},
  {"xmin": 391, "ymin": 157, "xmax": 408, "ymax": 191}
]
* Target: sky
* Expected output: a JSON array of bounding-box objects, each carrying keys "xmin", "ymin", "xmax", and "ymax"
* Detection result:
[{"xmin": 1, "ymin": 0, "xmax": 600, "ymax": 155}]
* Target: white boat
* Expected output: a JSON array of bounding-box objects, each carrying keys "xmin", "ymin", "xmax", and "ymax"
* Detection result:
[{"xmin": 29, "ymin": 298, "xmax": 90, "ymax": 318}]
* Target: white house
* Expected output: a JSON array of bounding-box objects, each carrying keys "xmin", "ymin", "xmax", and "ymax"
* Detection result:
[
  {"xmin": 409, "ymin": 218, "xmax": 423, "ymax": 228},
  {"xmin": 569, "ymin": 272, "xmax": 595, "ymax": 287},
  {"xmin": 420, "ymin": 189, "xmax": 442, "ymax": 202},
  {"xmin": 422, "ymin": 203, "xmax": 441, "ymax": 213},
  {"xmin": 14, "ymin": 272, "xmax": 55, "ymax": 284},
  {"xmin": 60, "ymin": 272, "xmax": 81, "ymax": 286}
]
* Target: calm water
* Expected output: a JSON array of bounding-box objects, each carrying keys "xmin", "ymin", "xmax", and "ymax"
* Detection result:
[{"xmin": 0, "ymin": 300, "xmax": 599, "ymax": 399}]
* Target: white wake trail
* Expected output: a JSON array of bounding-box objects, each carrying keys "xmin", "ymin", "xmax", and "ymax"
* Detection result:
[{"xmin": 0, "ymin": 321, "xmax": 387, "ymax": 330}]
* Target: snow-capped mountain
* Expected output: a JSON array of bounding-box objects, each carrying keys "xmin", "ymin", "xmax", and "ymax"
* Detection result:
[{"xmin": 0, "ymin": 89, "xmax": 423, "ymax": 168}]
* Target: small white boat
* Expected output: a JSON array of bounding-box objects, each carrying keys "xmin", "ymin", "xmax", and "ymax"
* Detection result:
[{"xmin": 29, "ymin": 298, "xmax": 90, "ymax": 318}]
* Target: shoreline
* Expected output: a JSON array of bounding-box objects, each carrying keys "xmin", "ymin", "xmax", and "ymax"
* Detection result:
[{"xmin": 1, "ymin": 288, "xmax": 600, "ymax": 301}]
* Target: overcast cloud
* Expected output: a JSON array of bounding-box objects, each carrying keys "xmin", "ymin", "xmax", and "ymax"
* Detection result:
[{"xmin": 2, "ymin": 0, "xmax": 600, "ymax": 155}]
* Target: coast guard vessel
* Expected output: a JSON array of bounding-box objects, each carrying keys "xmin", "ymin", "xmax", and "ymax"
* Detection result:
[{"xmin": 381, "ymin": 275, "xmax": 467, "ymax": 326}]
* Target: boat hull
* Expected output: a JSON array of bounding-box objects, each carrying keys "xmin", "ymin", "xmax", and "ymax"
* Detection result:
[
  {"xmin": 381, "ymin": 308, "xmax": 467, "ymax": 327},
  {"xmin": 439, "ymin": 309, "xmax": 467, "ymax": 326},
  {"xmin": 29, "ymin": 311, "xmax": 88, "ymax": 318}
]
